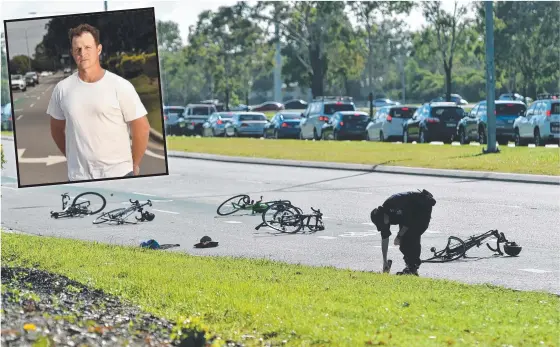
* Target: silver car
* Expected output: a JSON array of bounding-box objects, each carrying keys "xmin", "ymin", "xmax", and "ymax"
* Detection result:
[
  {"xmin": 10, "ymin": 74, "xmax": 26, "ymax": 92},
  {"xmin": 366, "ymin": 106, "xmax": 418, "ymax": 142},
  {"xmin": 202, "ymin": 112, "xmax": 235, "ymax": 137},
  {"xmin": 224, "ymin": 112, "xmax": 268, "ymax": 137}
]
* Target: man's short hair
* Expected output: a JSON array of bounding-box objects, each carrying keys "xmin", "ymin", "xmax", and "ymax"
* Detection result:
[{"xmin": 68, "ymin": 24, "xmax": 100, "ymax": 46}]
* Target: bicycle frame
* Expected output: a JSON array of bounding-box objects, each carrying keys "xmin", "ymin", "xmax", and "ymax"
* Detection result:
[{"xmin": 51, "ymin": 193, "xmax": 90, "ymax": 218}]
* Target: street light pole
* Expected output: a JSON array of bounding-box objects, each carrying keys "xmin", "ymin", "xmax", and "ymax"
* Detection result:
[
  {"xmin": 24, "ymin": 28, "xmax": 32, "ymax": 71},
  {"xmin": 484, "ymin": 0, "xmax": 497, "ymax": 153},
  {"xmin": 104, "ymin": 0, "xmax": 108, "ymax": 11}
]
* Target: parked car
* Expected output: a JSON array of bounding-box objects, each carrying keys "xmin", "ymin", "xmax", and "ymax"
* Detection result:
[
  {"xmin": 321, "ymin": 111, "xmax": 370, "ymax": 140},
  {"xmin": 366, "ymin": 105, "xmax": 418, "ymax": 142},
  {"xmin": 24, "ymin": 73, "xmax": 36, "ymax": 87},
  {"xmin": 202, "ymin": 112, "xmax": 236, "ymax": 137},
  {"xmin": 10, "ymin": 74, "xmax": 26, "ymax": 92},
  {"xmin": 457, "ymin": 100, "xmax": 526, "ymax": 145},
  {"xmin": 431, "ymin": 94, "xmax": 468, "ymax": 105},
  {"xmin": 200, "ymin": 99, "xmax": 225, "ymax": 112},
  {"xmin": 372, "ymin": 98, "xmax": 400, "ymax": 108},
  {"xmin": 263, "ymin": 111, "xmax": 302, "ymax": 139},
  {"xmin": 183, "ymin": 104, "xmax": 218, "ymax": 136},
  {"xmin": 163, "ymin": 106, "xmax": 186, "ymax": 136},
  {"xmin": 251, "ymin": 101, "xmax": 284, "ymax": 112},
  {"xmin": 224, "ymin": 112, "xmax": 268, "ymax": 137},
  {"xmin": 299, "ymin": 96, "xmax": 356, "ymax": 140},
  {"xmin": 283, "ymin": 99, "xmax": 308, "ymax": 110},
  {"xmin": 1, "ymin": 103, "xmax": 13, "ymax": 131},
  {"xmin": 25, "ymin": 71, "xmax": 39, "ymax": 85},
  {"xmin": 403, "ymin": 102, "xmax": 464, "ymax": 144},
  {"xmin": 513, "ymin": 96, "xmax": 560, "ymax": 146}
]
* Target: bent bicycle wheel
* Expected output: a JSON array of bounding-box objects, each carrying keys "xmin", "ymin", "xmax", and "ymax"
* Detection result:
[
  {"xmin": 422, "ymin": 236, "xmax": 466, "ymax": 263},
  {"xmin": 72, "ymin": 192, "xmax": 107, "ymax": 215},
  {"xmin": 217, "ymin": 194, "xmax": 250, "ymax": 216},
  {"xmin": 261, "ymin": 202, "xmax": 301, "ymax": 227},
  {"xmin": 92, "ymin": 207, "xmax": 133, "ymax": 224}
]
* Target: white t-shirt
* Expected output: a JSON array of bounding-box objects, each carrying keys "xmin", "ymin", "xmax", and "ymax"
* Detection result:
[{"xmin": 47, "ymin": 70, "xmax": 148, "ymax": 181}]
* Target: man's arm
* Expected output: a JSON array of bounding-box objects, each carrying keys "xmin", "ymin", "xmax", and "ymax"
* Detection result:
[
  {"xmin": 50, "ymin": 117, "xmax": 66, "ymax": 156},
  {"xmin": 128, "ymin": 116, "xmax": 150, "ymax": 175}
]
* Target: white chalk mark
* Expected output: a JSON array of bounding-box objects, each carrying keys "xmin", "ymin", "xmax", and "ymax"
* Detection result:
[
  {"xmin": 132, "ymin": 192, "xmax": 157, "ymax": 197},
  {"xmin": 317, "ymin": 236, "xmax": 337, "ymax": 240},
  {"xmin": 425, "ymin": 230, "xmax": 441, "ymax": 234},
  {"xmin": 152, "ymin": 209, "xmax": 179, "ymax": 215},
  {"xmin": 224, "ymin": 220, "xmax": 242, "ymax": 224},
  {"xmin": 362, "ymin": 222, "xmax": 374, "ymax": 226},
  {"xmin": 519, "ymin": 269, "xmax": 552, "ymax": 274}
]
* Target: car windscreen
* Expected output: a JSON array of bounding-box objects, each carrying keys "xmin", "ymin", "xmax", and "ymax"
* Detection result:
[
  {"xmin": 341, "ymin": 114, "xmax": 370, "ymax": 123},
  {"xmin": 551, "ymin": 102, "xmax": 559, "ymax": 115},
  {"xmin": 324, "ymin": 103, "xmax": 355, "ymax": 115},
  {"xmin": 390, "ymin": 107, "xmax": 417, "ymax": 118},
  {"xmin": 219, "ymin": 114, "xmax": 234, "ymax": 119},
  {"xmin": 11, "ymin": 75, "xmax": 22, "ymax": 80},
  {"xmin": 239, "ymin": 114, "xmax": 266, "ymax": 121},
  {"xmin": 430, "ymin": 107, "xmax": 464, "ymax": 120},
  {"xmin": 191, "ymin": 107, "xmax": 211, "ymax": 115},
  {"xmin": 164, "ymin": 108, "xmax": 185, "ymax": 116},
  {"xmin": 281, "ymin": 113, "xmax": 301, "ymax": 119},
  {"xmin": 496, "ymin": 103, "xmax": 526, "ymax": 116}
]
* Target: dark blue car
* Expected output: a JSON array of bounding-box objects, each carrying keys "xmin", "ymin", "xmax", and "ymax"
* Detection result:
[
  {"xmin": 263, "ymin": 111, "xmax": 302, "ymax": 139},
  {"xmin": 320, "ymin": 111, "xmax": 371, "ymax": 140}
]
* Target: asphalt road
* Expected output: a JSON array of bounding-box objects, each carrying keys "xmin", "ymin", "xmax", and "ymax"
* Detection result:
[
  {"xmin": 9, "ymin": 72, "xmax": 167, "ymax": 187},
  {"xmin": 1, "ymin": 139, "xmax": 559, "ymax": 295}
]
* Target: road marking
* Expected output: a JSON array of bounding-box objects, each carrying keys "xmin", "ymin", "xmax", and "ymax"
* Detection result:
[
  {"xmin": 16, "ymin": 115, "xmax": 23, "ymax": 120},
  {"xmin": 2, "ymin": 186, "xmax": 17, "ymax": 190},
  {"xmin": 37, "ymin": 97, "xmax": 40, "ymax": 100},
  {"xmin": 372, "ymin": 245, "xmax": 398, "ymax": 249},
  {"xmin": 339, "ymin": 231, "xmax": 377, "ymax": 237},
  {"xmin": 17, "ymin": 148, "xmax": 66, "ymax": 166},
  {"xmin": 317, "ymin": 236, "xmax": 337, "ymax": 240},
  {"xmin": 224, "ymin": 220, "xmax": 242, "ymax": 224},
  {"xmin": 519, "ymin": 269, "xmax": 553, "ymax": 274},
  {"xmin": 132, "ymin": 192, "xmax": 157, "ymax": 197},
  {"xmin": 343, "ymin": 190, "xmax": 372, "ymax": 195},
  {"xmin": 14, "ymin": 109, "xmax": 23, "ymax": 112},
  {"xmin": 362, "ymin": 222, "xmax": 374, "ymax": 226},
  {"xmin": 238, "ymin": 179, "xmax": 264, "ymax": 184},
  {"xmin": 152, "ymin": 209, "xmax": 179, "ymax": 214},
  {"xmin": 30, "ymin": 103, "xmax": 35, "ymax": 108},
  {"xmin": 476, "ymin": 202, "xmax": 521, "ymax": 209},
  {"xmin": 148, "ymin": 199, "xmax": 173, "ymax": 202},
  {"xmin": 425, "ymin": 230, "xmax": 441, "ymax": 234},
  {"xmin": 145, "ymin": 149, "xmax": 166, "ymax": 160},
  {"xmin": 45, "ymin": 84, "xmax": 53, "ymax": 93}
]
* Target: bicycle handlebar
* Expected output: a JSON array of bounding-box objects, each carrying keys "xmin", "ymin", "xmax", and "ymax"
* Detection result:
[{"xmin": 311, "ymin": 207, "xmax": 321, "ymax": 214}]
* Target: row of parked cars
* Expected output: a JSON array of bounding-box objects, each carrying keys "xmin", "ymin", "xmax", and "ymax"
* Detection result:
[
  {"xmin": 164, "ymin": 94, "xmax": 560, "ymax": 146},
  {"xmin": 10, "ymin": 71, "xmax": 46, "ymax": 92}
]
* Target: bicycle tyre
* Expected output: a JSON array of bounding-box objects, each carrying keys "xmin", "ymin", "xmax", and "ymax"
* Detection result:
[
  {"xmin": 93, "ymin": 207, "xmax": 128, "ymax": 224},
  {"xmin": 261, "ymin": 202, "xmax": 302, "ymax": 226},
  {"xmin": 217, "ymin": 194, "xmax": 250, "ymax": 216},
  {"xmin": 422, "ymin": 236, "xmax": 467, "ymax": 263},
  {"xmin": 72, "ymin": 192, "xmax": 107, "ymax": 215},
  {"xmin": 306, "ymin": 216, "xmax": 324, "ymax": 232},
  {"xmin": 278, "ymin": 210, "xmax": 303, "ymax": 233}
]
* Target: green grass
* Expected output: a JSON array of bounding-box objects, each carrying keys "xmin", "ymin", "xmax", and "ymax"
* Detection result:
[
  {"xmin": 130, "ymin": 75, "xmax": 163, "ymax": 135},
  {"xmin": 167, "ymin": 137, "xmax": 560, "ymax": 176},
  {"xmin": 1, "ymin": 131, "xmax": 13, "ymax": 136},
  {"xmin": 2, "ymin": 232, "xmax": 558, "ymax": 346}
]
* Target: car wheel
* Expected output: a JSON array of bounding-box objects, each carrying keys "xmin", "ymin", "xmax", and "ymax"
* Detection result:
[
  {"xmin": 534, "ymin": 128, "xmax": 544, "ymax": 146},
  {"xmin": 459, "ymin": 127, "xmax": 468, "ymax": 145},
  {"xmin": 379, "ymin": 131, "xmax": 385, "ymax": 142}
]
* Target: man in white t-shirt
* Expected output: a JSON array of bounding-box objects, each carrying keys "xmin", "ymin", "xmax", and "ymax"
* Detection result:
[{"xmin": 47, "ymin": 23, "xmax": 151, "ymax": 181}]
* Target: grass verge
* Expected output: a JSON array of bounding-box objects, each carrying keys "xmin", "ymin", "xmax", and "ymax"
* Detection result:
[
  {"xmin": 2, "ymin": 231, "xmax": 558, "ymax": 347},
  {"xmin": 1, "ymin": 131, "xmax": 13, "ymax": 137},
  {"xmin": 130, "ymin": 74, "xmax": 164, "ymax": 135},
  {"xmin": 166, "ymin": 137, "xmax": 560, "ymax": 176}
]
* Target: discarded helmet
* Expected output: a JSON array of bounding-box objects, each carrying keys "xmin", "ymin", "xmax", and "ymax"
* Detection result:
[
  {"xmin": 503, "ymin": 242, "xmax": 522, "ymax": 256},
  {"xmin": 142, "ymin": 211, "xmax": 155, "ymax": 221}
]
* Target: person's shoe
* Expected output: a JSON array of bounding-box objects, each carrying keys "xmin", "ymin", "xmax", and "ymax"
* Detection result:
[{"xmin": 396, "ymin": 267, "xmax": 419, "ymax": 276}]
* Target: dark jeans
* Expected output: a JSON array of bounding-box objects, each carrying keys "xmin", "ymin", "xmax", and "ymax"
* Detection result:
[
  {"xmin": 124, "ymin": 171, "xmax": 134, "ymax": 177},
  {"xmin": 399, "ymin": 225, "xmax": 428, "ymax": 270}
]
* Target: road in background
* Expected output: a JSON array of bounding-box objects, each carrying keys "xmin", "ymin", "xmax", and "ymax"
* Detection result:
[
  {"xmin": 9, "ymin": 72, "xmax": 167, "ymax": 187},
  {"xmin": 2, "ymin": 138, "xmax": 558, "ymax": 294}
]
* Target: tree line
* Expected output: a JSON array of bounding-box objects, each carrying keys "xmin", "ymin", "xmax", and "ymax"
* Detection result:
[{"xmin": 157, "ymin": 0, "xmax": 559, "ymax": 106}]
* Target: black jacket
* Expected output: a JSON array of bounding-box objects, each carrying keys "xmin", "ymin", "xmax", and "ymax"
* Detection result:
[{"xmin": 382, "ymin": 190, "xmax": 436, "ymax": 229}]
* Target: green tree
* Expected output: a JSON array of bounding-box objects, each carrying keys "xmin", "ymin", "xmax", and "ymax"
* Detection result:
[
  {"xmin": 157, "ymin": 20, "xmax": 183, "ymax": 53},
  {"xmin": 1, "ymin": 32, "xmax": 10, "ymax": 106},
  {"xmin": 421, "ymin": 1, "xmax": 471, "ymax": 102}
]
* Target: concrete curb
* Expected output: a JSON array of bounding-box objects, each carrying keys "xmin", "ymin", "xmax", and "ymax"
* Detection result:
[{"xmin": 168, "ymin": 150, "xmax": 560, "ymax": 186}]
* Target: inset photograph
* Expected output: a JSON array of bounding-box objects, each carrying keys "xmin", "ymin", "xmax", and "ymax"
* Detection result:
[{"xmin": 3, "ymin": 7, "xmax": 168, "ymax": 188}]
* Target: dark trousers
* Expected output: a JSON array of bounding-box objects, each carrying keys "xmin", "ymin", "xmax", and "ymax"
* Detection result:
[
  {"xmin": 124, "ymin": 171, "xmax": 134, "ymax": 177},
  {"xmin": 399, "ymin": 225, "xmax": 428, "ymax": 270}
]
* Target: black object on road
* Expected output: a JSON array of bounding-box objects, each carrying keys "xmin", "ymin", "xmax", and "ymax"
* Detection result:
[{"xmin": 194, "ymin": 236, "xmax": 218, "ymax": 248}]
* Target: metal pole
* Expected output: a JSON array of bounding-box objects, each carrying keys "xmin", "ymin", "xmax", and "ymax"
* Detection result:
[
  {"xmin": 104, "ymin": 0, "xmax": 108, "ymax": 11},
  {"xmin": 273, "ymin": 21, "xmax": 282, "ymax": 103},
  {"xmin": 484, "ymin": 1, "xmax": 497, "ymax": 153},
  {"xmin": 24, "ymin": 29, "xmax": 32, "ymax": 71},
  {"xmin": 399, "ymin": 54, "xmax": 406, "ymax": 104}
]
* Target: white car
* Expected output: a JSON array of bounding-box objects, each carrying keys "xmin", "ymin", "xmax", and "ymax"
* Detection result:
[
  {"xmin": 366, "ymin": 105, "xmax": 418, "ymax": 142},
  {"xmin": 10, "ymin": 74, "xmax": 26, "ymax": 92},
  {"xmin": 513, "ymin": 97, "xmax": 560, "ymax": 146}
]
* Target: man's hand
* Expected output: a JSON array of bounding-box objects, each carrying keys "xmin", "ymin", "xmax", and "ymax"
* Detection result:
[{"xmin": 129, "ymin": 116, "xmax": 150, "ymax": 173}]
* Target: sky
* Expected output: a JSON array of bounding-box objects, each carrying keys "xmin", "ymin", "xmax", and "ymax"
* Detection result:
[{"xmin": 1, "ymin": 0, "xmax": 474, "ymax": 58}]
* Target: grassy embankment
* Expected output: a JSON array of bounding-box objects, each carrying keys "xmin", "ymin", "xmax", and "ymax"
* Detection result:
[
  {"xmin": 130, "ymin": 75, "xmax": 163, "ymax": 135},
  {"xmin": 2, "ymin": 232, "xmax": 558, "ymax": 347}
]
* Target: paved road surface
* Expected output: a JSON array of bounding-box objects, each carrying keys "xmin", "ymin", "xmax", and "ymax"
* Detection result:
[
  {"xmin": 9, "ymin": 72, "xmax": 167, "ymax": 187},
  {"xmin": 1, "ymin": 139, "xmax": 559, "ymax": 295}
]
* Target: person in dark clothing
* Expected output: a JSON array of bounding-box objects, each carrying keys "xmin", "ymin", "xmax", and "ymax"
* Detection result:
[{"xmin": 370, "ymin": 189, "xmax": 437, "ymax": 275}]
